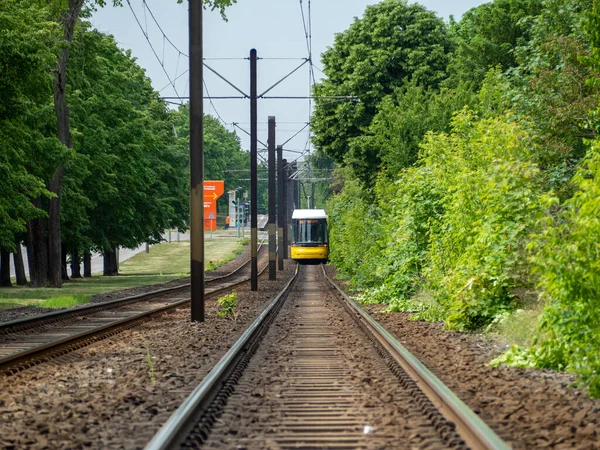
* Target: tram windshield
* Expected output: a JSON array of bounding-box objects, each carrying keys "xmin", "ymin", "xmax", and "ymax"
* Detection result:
[{"xmin": 293, "ymin": 219, "xmax": 327, "ymax": 245}]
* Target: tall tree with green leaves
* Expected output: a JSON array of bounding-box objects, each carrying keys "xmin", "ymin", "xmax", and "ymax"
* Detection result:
[
  {"xmin": 20, "ymin": 0, "xmax": 236, "ymax": 285},
  {"xmin": 311, "ymin": 0, "xmax": 452, "ymax": 185},
  {"xmin": 0, "ymin": 0, "xmax": 63, "ymax": 285},
  {"xmin": 64, "ymin": 25, "xmax": 191, "ymax": 274},
  {"xmin": 447, "ymin": 0, "xmax": 543, "ymax": 88},
  {"xmin": 510, "ymin": 0, "xmax": 597, "ymax": 199}
]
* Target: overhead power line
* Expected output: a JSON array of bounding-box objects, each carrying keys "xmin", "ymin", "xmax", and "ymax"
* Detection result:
[{"xmin": 127, "ymin": 0, "xmax": 183, "ymax": 103}]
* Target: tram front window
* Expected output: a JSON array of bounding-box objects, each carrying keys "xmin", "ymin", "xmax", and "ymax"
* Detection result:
[{"xmin": 294, "ymin": 219, "xmax": 326, "ymax": 244}]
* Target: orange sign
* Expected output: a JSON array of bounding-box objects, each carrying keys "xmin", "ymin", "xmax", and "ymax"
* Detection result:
[{"xmin": 203, "ymin": 180, "xmax": 225, "ymax": 230}]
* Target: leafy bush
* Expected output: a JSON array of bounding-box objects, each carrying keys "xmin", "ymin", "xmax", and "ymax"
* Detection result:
[
  {"xmin": 421, "ymin": 111, "xmax": 544, "ymax": 330},
  {"xmin": 326, "ymin": 174, "xmax": 386, "ymax": 288},
  {"xmin": 377, "ymin": 166, "xmax": 443, "ymax": 303},
  {"xmin": 328, "ymin": 111, "xmax": 544, "ymax": 331},
  {"xmin": 524, "ymin": 143, "xmax": 600, "ymax": 396},
  {"xmin": 216, "ymin": 291, "xmax": 238, "ymax": 319}
]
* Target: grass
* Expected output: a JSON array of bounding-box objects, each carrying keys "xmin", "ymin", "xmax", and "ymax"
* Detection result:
[
  {"xmin": 486, "ymin": 308, "xmax": 542, "ymax": 348},
  {"xmin": 40, "ymin": 295, "xmax": 91, "ymax": 308},
  {"xmin": 0, "ymin": 237, "xmax": 247, "ymax": 311}
]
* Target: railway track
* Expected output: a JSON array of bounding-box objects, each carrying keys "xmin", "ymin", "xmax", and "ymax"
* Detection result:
[
  {"xmin": 0, "ymin": 243, "xmax": 268, "ymax": 376},
  {"xmin": 146, "ymin": 264, "xmax": 509, "ymax": 450}
]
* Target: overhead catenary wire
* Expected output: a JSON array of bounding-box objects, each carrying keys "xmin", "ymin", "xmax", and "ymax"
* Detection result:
[
  {"xmin": 142, "ymin": 0, "xmax": 189, "ymax": 57},
  {"xmin": 130, "ymin": 0, "xmax": 328, "ymax": 167},
  {"xmin": 127, "ymin": 0, "xmax": 183, "ymax": 104},
  {"xmin": 203, "ymin": 78, "xmax": 228, "ymax": 127}
]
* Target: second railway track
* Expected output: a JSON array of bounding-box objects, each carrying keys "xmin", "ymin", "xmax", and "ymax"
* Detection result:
[
  {"xmin": 0, "ymin": 243, "xmax": 269, "ymax": 375},
  {"xmin": 147, "ymin": 264, "xmax": 508, "ymax": 450}
]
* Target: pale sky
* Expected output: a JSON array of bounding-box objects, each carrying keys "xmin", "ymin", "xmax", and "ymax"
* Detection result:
[{"xmin": 90, "ymin": 0, "xmax": 488, "ymax": 160}]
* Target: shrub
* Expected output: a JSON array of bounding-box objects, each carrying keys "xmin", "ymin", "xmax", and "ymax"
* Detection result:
[
  {"xmin": 525, "ymin": 143, "xmax": 600, "ymax": 396},
  {"xmin": 420, "ymin": 110, "xmax": 544, "ymax": 330},
  {"xmin": 216, "ymin": 291, "xmax": 238, "ymax": 319}
]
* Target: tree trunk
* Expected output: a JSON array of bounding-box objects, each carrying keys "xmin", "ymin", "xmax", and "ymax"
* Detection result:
[
  {"xmin": 48, "ymin": 0, "xmax": 85, "ymax": 288},
  {"xmin": 103, "ymin": 249, "xmax": 118, "ymax": 276},
  {"xmin": 26, "ymin": 210, "xmax": 49, "ymax": 287},
  {"xmin": 61, "ymin": 243, "xmax": 69, "ymax": 281},
  {"xmin": 83, "ymin": 252, "xmax": 92, "ymax": 278},
  {"xmin": 0, "ymin": 250, "xmax": 11, "ymax": 287},
  {"xmin": 13, "ymin": 242, "xmax": 27, "ymax": 286},
  {"xmin": 26, "ymin": 227, "xmax": 36, "ymax": 286},
  {"xmin": 71, "ymin": 247, "xmax": 82, "ymax": 279},
  {"xmin": 48, "ymin": 168, "xmax": 66, "ymax": 287}
]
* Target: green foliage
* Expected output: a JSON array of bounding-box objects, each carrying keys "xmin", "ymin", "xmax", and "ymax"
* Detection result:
[
  {"xmin": 509, "ymin": 0, "xmax": 598, "ymax": 200},
  {"xmin": 63, "ymin": 24, "xmax": 225, "ymax": 254},
  {"xmin": 312, "ymin": 0, "xmax": 452, "ymax": 185},
  {"xmin": 525, "ymin": 143, "xmax": 600, "ymax": 396},
  {"xmin": 489, "ymin": 345, "xmax": 535, "ymax": 368},
  {"xmin": 330, "ymin": 111, "xmax": 544, "ymax": 331},
  {"xmin": 319, "ymin": 0, "xmax": 600, "ymax": 397},
  {"xmin": 326, "ymin": 172, "xmax": 385, "ymax": 288},
  {"xmin": 0, "ymin": 0, "xmax": 59, "ymax": 250},
  {"xmin": 447, "ymin": 0, "xmax": 543, "ymax": 88},
  {"xmin": 422, "ymin": 111, "xmax": 544, "ymax": 330},
  {"xmin": 353, "ymin": 82, "xmax": 477, "ymax": 178},
  {"xmin": 216, "ymin": 291, "xmax": 238, "ymax": 319}
]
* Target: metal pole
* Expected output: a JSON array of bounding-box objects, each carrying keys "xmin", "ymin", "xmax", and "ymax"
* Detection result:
[
  {"xmin": 190, "ymin": 0, "xmax": 205, "ymax": 322},
  {"xmin": 311, "ymin": 183, "xmax": 315, "ymax": 209},
  {"xmin": 268, "ymin": 116, "xmax": 276, "ymax": 280},
  {"xmin": 250, "ymin": 48, "xmax": 258, "ymax": 291},
  {"xmin": 277, "ymin": 146, "xmax": 284, "ymax": 270},
  {"xmin": 283, "ymin": 159, "xmax": 289, "ymax": 258}
]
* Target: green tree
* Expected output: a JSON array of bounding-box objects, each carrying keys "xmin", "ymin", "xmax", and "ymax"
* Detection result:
[
  {"xmin": 312, "ymin": 0, "xmax": 452, "ymax": 185},
  {"xmin": 510, "ymin": 0, "xmax": 597, "ymax": 199},
  {"xmin": 32, "ymin": 0, "xmax": 237, "ymax": 286},
  {"xmin": 65, "ymin": 26, "xmax": 190, "ymax": 274},
  {"xmin": 447, "ymin": 0, "xmax": 543, "ymax": 88},
  {"xmin": 353, "ymin": 81, "xmax": 476, "ymax": 177},
  {"xmin": 0, "ymin": 0, "xmax": 60, "ymax": 285}
]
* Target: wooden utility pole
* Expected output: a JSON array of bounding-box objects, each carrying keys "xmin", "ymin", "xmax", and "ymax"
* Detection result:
[
  {"xmin": 268, "ymin": 116, "xmax": 276, "ymax": 280},
  {"xmin": 190, "ymin": 0, "xmax": 205, "ymax": 321},
  {"xmin": 277, "ymin": 145, "xmax": 285, "ymax": 270},
  {"xmin": 250, "ymin": 49, "xmax": 258, "ymax": 291}
]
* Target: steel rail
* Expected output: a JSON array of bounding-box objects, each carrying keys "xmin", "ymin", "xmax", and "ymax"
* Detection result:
[
  {"xmin": 320, "ymin": 265, "xmax": 510, "ymax": 450},
  {"xmin": 0, "ymin": 241, "xmax": 265, "ymax": 335},
  {"xmin": 144, "ymin": 263, "xmax": 300, "ymax": 450},
  {"xmin": 0, "ymin": 264, "xmax": 271, "ymax": 375}
]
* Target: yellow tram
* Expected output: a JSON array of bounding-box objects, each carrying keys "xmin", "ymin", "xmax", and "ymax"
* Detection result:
[{"xmin": 290, "ymin": 209, "xmax": 329, "ymax": 263}]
